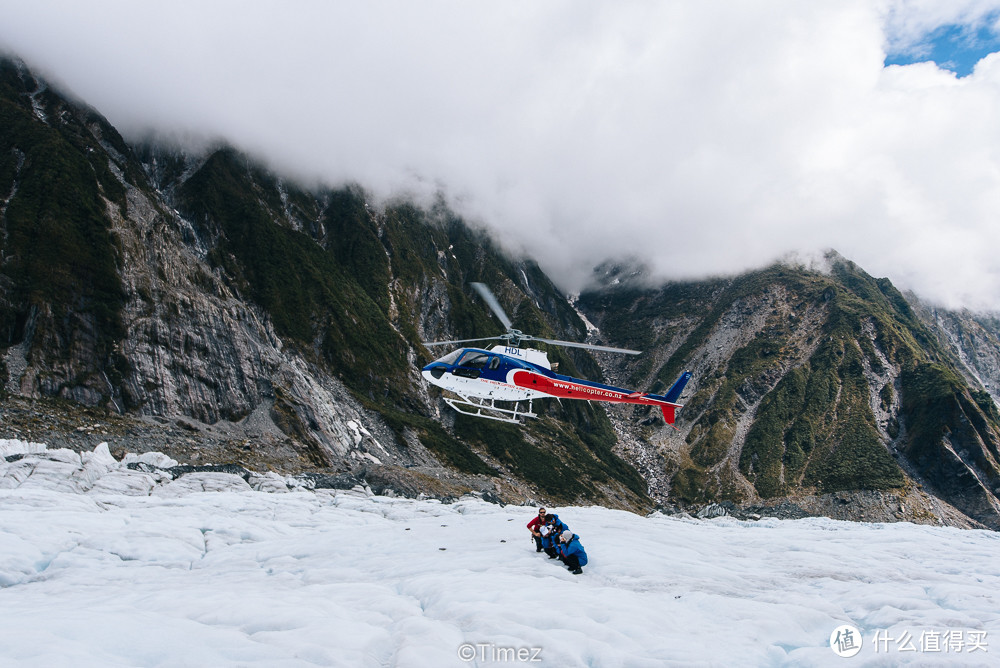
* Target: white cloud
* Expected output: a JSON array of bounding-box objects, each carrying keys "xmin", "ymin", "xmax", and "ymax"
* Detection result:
[{"xmin": 3, "ymin": 1, "xmax": 1000, "ymax": 309}]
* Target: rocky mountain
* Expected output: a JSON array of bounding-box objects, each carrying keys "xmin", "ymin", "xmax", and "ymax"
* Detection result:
[
  {"xmin": 911, "ymin": 301, "xmax": 1000, "ymax": 404},
  {"xmin": 578, "ymin": 258, "xmax": 1000, "ymax": 528},
  {"xmin": 3, "ymin": 55, "xmax": 1000, "ymax": 528}
]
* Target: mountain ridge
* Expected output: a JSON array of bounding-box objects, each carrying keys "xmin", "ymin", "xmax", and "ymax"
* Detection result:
[
  {"xmin": 578, "ymin": 256, "xmax": 1000, "ymax": 527},
  {"xmin": 3, "ymin": 55, "xmax": 1000, "ymax": 528}
]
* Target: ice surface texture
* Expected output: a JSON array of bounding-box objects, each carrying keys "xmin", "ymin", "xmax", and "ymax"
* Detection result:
[{"xmin": 2, "ymin": 441, "xmax": 998, "ymax": 666}]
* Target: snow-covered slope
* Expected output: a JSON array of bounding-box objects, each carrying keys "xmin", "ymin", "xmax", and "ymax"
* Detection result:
[{"xmin": 1, "ymin": 442, "xmax": 998, "ymax": 667}]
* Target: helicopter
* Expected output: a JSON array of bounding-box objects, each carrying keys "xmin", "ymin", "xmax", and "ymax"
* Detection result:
[{"xmin": 420, "ymin": 283, "xmax": 692, "ymax": 424}]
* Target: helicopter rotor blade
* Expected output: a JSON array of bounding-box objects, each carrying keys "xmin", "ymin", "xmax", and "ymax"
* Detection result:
[
  {"xmin": 422, "ymin": 336, "xmax": 505, "ymax": 347},
  {"xmin": 530, "ymin": 336, "xmax": 642, "ymax": 355},
  {"xmin": 471, "ymin": 282, "xmax": 513, "ymax": 331},
  {"xmin": 461, "ymin": 283, "xmax": 642, "ymax": 355}
]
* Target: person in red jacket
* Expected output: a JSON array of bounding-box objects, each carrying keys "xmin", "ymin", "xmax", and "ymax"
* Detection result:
[{"xmin": 526, "ymin": 507, "xmax": 546, "ymax": 552}]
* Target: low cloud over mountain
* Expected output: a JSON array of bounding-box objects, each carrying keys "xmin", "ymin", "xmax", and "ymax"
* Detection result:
[{"xmin": 3, "ymin": 2, "xmax": 1000, "ymax": 308}]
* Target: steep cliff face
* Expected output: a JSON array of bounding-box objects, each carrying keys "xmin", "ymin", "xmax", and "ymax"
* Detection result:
[
  {"xmin": 0, "ymin": 59, "xmax": 128, "ymax": 406},
  {"xmin": 911, "ymin": 302, "xmax": 1000, "ymax": 404},
  {"xmin": 0, "ymin": 58, "xmax": 420, "ymax": 476},
  {"xmin": 577, "ymin": 257, "xmax": 1000, "ymax": 528}
]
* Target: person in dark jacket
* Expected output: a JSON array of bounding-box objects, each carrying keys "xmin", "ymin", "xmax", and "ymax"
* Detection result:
[
  {"xmin": 558, "ymin": 531, "xmax": 588, "ymax": 575},
  {"xmin": 526, "ymin": 507, "xmax": 547, "ymax": 552},
  {"xmin": 541, "ymin": 513, "xmax": 568, "ymax": 559}
]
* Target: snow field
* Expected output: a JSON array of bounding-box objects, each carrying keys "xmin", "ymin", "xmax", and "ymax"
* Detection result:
[{"xmin": 1, "ymin": 441, "xmax": 999, "ymax": 666}]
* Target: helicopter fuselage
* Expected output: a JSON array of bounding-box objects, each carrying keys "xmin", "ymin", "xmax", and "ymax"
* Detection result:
[
  {"xmin": 422, "ymin": 345, "xmax": 551, "ymax": 402},
  {"xmin": 422, "ymin": 345, "xmax": 690, "ymax": 423}
]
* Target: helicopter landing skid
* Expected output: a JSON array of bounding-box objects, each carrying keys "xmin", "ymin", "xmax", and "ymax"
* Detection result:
[{"xmin": 443, "ymin": 395, "xmax": 537, "ymax": 424}]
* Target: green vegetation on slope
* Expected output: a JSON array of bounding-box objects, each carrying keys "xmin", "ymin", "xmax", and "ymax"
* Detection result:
[
  {"xmin": 0, "ymin": 60, "xmax": 126, "ymax": 387},
  {"xmin": 584, "ymin": 257, "xmax": 933, "ymax": 503},
  {"xmin": 177, "ymin": 150, "xmax": 410, "ymax": 404}
]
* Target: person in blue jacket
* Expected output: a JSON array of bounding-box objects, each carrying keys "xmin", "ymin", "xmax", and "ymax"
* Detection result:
[
  {"xmin": 540, "ymin": 513, "xmax": 568, "ymax": 559},
  {"xmin": 558, "ymin": 531, "xmax": 587, "ymax": 575}
]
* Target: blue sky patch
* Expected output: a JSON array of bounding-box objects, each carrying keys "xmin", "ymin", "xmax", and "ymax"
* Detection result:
[{"xmin": 885, "ymin": 19, "xmax": 1000, "ymax": 77}]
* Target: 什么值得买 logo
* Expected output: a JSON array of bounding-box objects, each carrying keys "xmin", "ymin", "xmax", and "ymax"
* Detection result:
[{"xmin": 830, "ymin": 624, "xmax": 863, "ymax": 658}]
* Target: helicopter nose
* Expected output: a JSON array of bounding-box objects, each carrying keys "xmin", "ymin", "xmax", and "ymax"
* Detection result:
[{"xmin": 422, "ymin": 364, "xmax": 447, "ymax": 381}]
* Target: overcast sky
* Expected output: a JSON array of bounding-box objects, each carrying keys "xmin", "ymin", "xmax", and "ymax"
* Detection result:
[{"xmin": 3, "ymin": 1, "xmax": 1000, "ymax": 310}]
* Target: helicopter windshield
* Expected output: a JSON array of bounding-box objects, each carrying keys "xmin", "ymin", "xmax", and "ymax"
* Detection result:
[{"xmin": 433, "ymin": 349, "xmax": 464, "ymax": 365}]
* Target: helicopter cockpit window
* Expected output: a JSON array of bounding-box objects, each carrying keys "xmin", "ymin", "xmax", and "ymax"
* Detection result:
[
  {"xmin": 436, "ymin": 350, "xmax": 463, "ymax": 366},
  {"xmin": 458, "ymin": 352, "xmax": 490, "ymax": 369},
  {"xmin": 489, "ymin": 357, "xmax": 501, "ymax": 371}
]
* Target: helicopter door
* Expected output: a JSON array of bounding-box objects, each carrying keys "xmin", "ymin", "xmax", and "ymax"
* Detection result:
[{"xmin": 452, "ymin": 352, "xmax": 491, "ymax": 379}]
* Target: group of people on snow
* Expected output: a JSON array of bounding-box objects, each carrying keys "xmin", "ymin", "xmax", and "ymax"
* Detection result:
[{"xmin": 526, "ymin": 507, "xmax": 588, "ymax": 575}]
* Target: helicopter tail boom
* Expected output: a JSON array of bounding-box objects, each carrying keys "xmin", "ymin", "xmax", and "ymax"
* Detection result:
[{"xmin": 509, "ymin": 369, "xmax": 692, "ymax": 424}]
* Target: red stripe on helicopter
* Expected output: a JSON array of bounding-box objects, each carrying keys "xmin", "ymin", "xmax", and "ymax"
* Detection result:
[
  {"xmin": 511, "ymin": 371, "xmax": 631, "ymax": 401},
  {"xmin": 512, "ymin": 371, "xmax": 612, "ymax": 399},
  {"xmin": 510, "ymin": 370, "xmax": 680, "ymax": 424}
]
